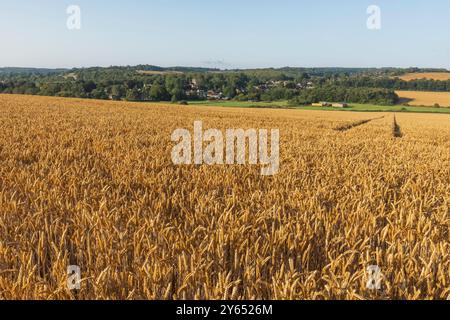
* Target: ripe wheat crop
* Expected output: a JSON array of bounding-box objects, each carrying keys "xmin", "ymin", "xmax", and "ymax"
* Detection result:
[
  {"xmin": 0, "ymin": 94, "xmax": 449, "ymax": 300},
  {"xmin": 396, "ymin": 90, "xmax": 450, "ymax": 107},
  {"xmin": 398, "ymin": 72, "xmax": 450, "ymax": 81}
]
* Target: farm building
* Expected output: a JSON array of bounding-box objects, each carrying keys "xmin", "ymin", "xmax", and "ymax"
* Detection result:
[
  {"xmin": 332, "ymin": 103, "xmax": 349, "ymax": 108},
  {"xmin": 312, "ymin": 102, "xmax": 332, "ymax": 107}
]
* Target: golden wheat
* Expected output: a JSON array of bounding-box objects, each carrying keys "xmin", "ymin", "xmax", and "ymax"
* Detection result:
[
  {"xmin": 398, "ymin": 72, "xmax": 450, "ymax": 81},
  {"xmin": 396, "ymin": 90, "xmax": 450, "ymax": 107},
  {"xmin": 0, "ymin": 94, "xmax": 449, "ymax": 300}
]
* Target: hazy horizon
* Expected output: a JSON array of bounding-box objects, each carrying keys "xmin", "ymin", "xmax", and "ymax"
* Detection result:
[{"xmin": 1, "ymin": 64, "xmax": 449, "ymax": 71}]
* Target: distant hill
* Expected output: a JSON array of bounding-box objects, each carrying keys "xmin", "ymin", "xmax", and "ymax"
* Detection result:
[
  {"xmin": 71, "ymin": 65, "xmax": 220, "ymax": 74},
  {"xmin": 1, "ymin": 65, "xmax": 448, "ymax": 78},
  {"xmin": 0, "ymin": 67, "xmax": 68, "ymax": 75}
]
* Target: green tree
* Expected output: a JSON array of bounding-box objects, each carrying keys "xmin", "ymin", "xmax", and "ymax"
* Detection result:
[
  {"xmin": 223, "ymin": 85, "xmax": 237, "ymax": 99},
  {"xmin": 170, "ymin": 88, "xmax": 186, "ymax": 102},
  {"xmin": 111, "ymin": 85, "xmax": 125, "ymax": 100},
  {"xmin": 91, "ymin": 88, "xmax": 108, "ymax": 100},
  {"xmin": 125, "ymin": 88, "xmax": 141, "ymax": 101},
  {"xmin": 146, "ymin": 84, "xmax": 170, "ymax": 101}
]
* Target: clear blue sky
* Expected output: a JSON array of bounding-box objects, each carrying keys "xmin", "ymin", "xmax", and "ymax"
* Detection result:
[{"xmin": 1, "ymin": 0, "xmax": 450, "ymax": 69}]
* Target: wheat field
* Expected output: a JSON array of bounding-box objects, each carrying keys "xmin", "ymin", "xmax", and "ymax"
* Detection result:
[
  {"xmin": 0, "ymin": 94, "xmax": 449, "ymax": 300},
  {"xmin": 398, "ymin": 72, "xmax": 450, "ymax": 81},
  {"xmin": 396, "ymin": 90, "xmax": 450, "ymax": 107}
]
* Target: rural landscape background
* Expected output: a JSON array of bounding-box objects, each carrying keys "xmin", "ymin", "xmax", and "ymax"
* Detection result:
[
  {"xmin": 3, "ymin": 65, "xmax": 450, "ymax": 112},
  {"xmin": 1, "ymin": 0, "xmax": 450, "ymax": 301}
]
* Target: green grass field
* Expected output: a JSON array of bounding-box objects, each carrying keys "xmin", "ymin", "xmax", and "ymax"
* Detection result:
[
  {"xmin": 187, "ymin": 100, "xmax": 450, "ymax": 114},
  {"xmin": 189, "ymin": 100, "xmax": 290, "ymax": 108}
]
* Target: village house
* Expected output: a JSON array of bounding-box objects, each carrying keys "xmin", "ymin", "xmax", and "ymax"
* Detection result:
[
  {"xmin": 186, "ymin": 89, "xmax": 207, "ymax": 99},
  {"xmin": 197, "ymin": 90, "xmax": 207, "ymax": 99},
  {"xmin": 207, "ymin": 90, "xmax": 223, "ymax": 100},
  {"xmin": 295, "ymin": 81, "xmax": 314, "ymax": 90}
]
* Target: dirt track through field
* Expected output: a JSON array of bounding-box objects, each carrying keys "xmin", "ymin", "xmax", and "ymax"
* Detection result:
[
  {"xmin": 392, "ymin": 115, "xmax": 403, "ymax": 138},
  {"xmin": 334, "ymin": 116, "xmax": 385, "ymax": 132}
]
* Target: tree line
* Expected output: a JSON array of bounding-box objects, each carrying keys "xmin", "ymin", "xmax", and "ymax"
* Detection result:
[
  {"xmin": 0, "ymin": 72, "xmax": 306, "ymax": 102},
  {"xmin": 290, "ymin": 86, "xmax": 399, "ymax": 106},
  {"xmin": 329, "ymin": 76, "xmax": 450, "ymax": 92},
  {"xmin": 0, "ymin": 66, "xmax": 447, "ymax": 105}
]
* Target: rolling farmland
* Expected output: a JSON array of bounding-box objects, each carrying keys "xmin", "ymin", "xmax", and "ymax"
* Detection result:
[{"xmin": 0, "ymin": 94, "xmax": 449, "ymax": 300}]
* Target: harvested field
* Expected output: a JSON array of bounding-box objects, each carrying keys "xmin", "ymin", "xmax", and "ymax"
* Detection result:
[{"xmin": 0, "ymin": 94, "xmax": 449, "ymax": 300}]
